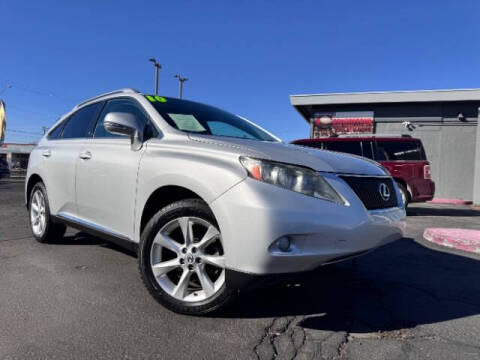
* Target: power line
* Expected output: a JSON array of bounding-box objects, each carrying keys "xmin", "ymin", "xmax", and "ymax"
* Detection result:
[
  {"xmin": 6, "ymin": 103, "xmax": 61, "ymax": 118},
  {"xmin": 8, "ymin": 129, "xmax": 44, "ymax": 135},
  {"xmin": 3, "ymin": 133, "xmax": 39, "ymax": 139},
  {"xmin": 0, "ymin": 81, "xmax": 78, "ymax": 101}
]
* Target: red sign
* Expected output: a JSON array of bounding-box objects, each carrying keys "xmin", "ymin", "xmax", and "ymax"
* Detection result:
[{"xmin": 312, "ymin": 112, "xmax": 373, "ymax": 138}]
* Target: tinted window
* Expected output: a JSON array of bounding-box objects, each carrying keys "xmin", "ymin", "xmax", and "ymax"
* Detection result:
[
  {"xmin": 324, "ymin": 141, "xmax": 362, "ymax": 156},
  {"xmin": 62, "ymin": 102, "xmax": 103, "ymax": 139},
  {"xmin": 47, "ymin": 121, "xmax": 66, "ymax": 139},
  {"xmin": 375, "ymin": 140, "xmax": 426, "ymax": 161},
  {"xmin": 361, "ymin": 141, "xmax": 374, "ymax": 159},
  {"xmin": 295, "ymin": 141, "xmax": 323, "ymax": 150},
  {"xmin": 147, "ymin": 96, "xmax": 277, "ymax": 141},
  {"xmin": 94, "ymin": 98, "xmax": 155, "ymax": 139}
]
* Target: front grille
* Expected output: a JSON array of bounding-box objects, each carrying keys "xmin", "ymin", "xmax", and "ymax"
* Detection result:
[{"xmin": 340, "ymin": 176, "xmax": 398, "ymax": 210}]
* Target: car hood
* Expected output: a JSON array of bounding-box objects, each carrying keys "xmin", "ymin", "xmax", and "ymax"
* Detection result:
[{"xmin": 188, "ymin": 134, "xmax": 387, "ymax": 176}]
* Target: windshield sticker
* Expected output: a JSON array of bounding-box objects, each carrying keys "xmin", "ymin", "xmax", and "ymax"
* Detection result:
[
  {"xmin": 145, "ymin": 95, "xmax": 167, "ymax": 103},
  {"xmin": 168, "ymin": 114, "xmax": 206, "ymax": 132}
]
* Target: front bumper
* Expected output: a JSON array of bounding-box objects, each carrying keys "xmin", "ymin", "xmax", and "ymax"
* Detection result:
[{"xmin": 210, "ymin": 173, "xmax": 406, "ymax": 276}]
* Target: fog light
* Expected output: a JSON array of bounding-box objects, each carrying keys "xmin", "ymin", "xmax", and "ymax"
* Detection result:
[{"xmin": 277, "ymin": 236, "xmax": 291, "ymax": 252}]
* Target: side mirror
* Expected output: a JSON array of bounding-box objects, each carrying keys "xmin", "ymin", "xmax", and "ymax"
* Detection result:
[{"xmin": 104, "ymin": 112, "xmax": 143, "ymax": 150}]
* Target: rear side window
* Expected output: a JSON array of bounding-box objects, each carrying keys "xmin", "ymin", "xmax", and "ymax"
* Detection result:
[
  {"xmin": 62, "ymin": 102, "xmax": 103, "ymax": 139},
  {"xmin": 375, "ymin": 140, "xmax": 426, "ymax": 161},
  {"xmin": 294, "ymin": 141, "xmax": 323, "ymax": 149},
  {"xmin": 324, "ymin": 141, "xmax": 362, "ymax": 156}
]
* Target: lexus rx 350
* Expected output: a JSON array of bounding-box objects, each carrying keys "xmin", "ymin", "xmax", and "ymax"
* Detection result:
[{"xmin": 26, "ymin": 88, "xmax": 405, "ymax": 314}]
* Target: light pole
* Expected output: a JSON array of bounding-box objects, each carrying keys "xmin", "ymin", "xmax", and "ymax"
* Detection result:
[
  {"xmin": 148, "ymin": 58, "xmax": 162, "ymax": 95},
  {"xmin": 174, "ymin": 74, "xmax": 188, "ymax": 99}
]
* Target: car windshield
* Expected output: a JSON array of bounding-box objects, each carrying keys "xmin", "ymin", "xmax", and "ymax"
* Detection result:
[{"xmin": 146, "ymin": 95, "xmax": 278, "ymax": 142}]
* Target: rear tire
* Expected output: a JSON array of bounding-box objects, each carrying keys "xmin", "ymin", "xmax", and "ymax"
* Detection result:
[
  {"xmin": 396, "ymin": 182, "xmax": 410, "ymax": 208},
  {"xmin": 29, "ymin": 182, "xmax": 66, "ymax": 243},
  {"xmin": 138, "ymin": 199, "xmax": 236, "ymax": 315}
]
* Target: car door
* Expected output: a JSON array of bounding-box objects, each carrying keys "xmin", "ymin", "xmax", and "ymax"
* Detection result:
[
  {"xmin": 41, "ymin": 102, "xmax": 103, "ymax": 217},
  {"xmin": 75, "ymin": 97, "xmax": 154, "ymax": 240}
]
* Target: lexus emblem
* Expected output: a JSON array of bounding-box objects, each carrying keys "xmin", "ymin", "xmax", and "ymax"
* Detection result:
[
  {"xmin": 378, "ymin": 183, "xmax": 391, "ymax": 201},
  {"xmin": 186, "ymin": 253, "xmax": 195, "ymax": 264}
]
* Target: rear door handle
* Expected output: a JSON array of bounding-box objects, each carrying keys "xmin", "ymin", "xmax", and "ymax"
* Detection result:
[
  {"xmin": 42, "ymin": 150, "xmax": 51, "ymax": 158},
  {"xmin": 79, "ymin": 151, "xmax": 92, "ymax": 160}
]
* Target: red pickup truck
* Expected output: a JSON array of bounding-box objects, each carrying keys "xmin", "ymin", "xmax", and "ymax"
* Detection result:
[{"xmin": 292, "ymin": 136, "xmax": 435, "ymax": 207}]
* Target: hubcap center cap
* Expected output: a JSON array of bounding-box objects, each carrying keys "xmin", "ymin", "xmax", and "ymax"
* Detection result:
[{"xmin": 185, "ymin": 253, "xmax": 195, "ymax": 264}]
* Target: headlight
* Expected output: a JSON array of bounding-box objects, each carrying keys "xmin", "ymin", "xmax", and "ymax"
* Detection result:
[{"xmin": 239, "ymin": 157, "xmax": 344, "ymax": 204}]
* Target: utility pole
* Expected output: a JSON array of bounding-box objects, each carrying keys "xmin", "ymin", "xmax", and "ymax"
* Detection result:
[
  {"xmin": 41, "ymin": 126, "xmax": 49, "ymax": 135},
  {"xmin": 148, "ymin": 58, "xmax": 162, "ymax": 95},
  {"xmin": 174, "ymin": 74, "xmax": 188, "ymax": 99}
]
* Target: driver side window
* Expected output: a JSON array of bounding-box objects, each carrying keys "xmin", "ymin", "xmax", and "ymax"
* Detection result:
[{"xmin": 94, "ymin": 98, "xmax": 155, "ymax": 139}]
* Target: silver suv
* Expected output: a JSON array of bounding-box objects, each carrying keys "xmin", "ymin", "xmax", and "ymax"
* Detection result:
[{"xmin": 26, "ymin": 88, "xmax": 405, "ymax": 314}]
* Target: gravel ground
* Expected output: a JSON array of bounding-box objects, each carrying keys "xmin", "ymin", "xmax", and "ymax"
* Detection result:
[{"xmin": 1, "ymin": 180, "xmax": 480, "ymax": 360}]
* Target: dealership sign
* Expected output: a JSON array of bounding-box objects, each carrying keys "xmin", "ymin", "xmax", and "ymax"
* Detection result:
[{"xmin": 312, "ymin": 111, "xmax": 374, "ymax": 137}]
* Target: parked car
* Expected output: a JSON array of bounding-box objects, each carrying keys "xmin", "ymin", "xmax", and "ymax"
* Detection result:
[
  {"xmin": 292, "ymin": 136, "xmax": 435, "ymax": 207},
  {"xmin": 26, "ymin": 89, "xmax": 405, "ymax": 315},
  {"xmin": 0, "ymin": 157, "xmax": 10, "ymax": 178}
]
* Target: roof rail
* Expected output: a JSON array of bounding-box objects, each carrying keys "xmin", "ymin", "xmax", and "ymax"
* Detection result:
[
  {"xmin": 74, "ymin": 88, "xmax": 140, "ymax": 108},
  {"xmin": 336, "ymin": 133, "xmax": 412, "ymax": 138}
]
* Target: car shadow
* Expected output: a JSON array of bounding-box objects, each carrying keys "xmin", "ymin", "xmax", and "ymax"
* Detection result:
[
  {"xmin": 53, "ymin": 230, "xmax": 480, "ymax": 334},
  {"xmin": 216, "ymin": 238, "xmax": 480, "ymax": 334},
  {"xmin": 54, "ymin": 232, "xmax": 137, "ymax": 257},
  {"xmin": 407, "ymin": 206, "xmax": 480, "ymax": 217}
]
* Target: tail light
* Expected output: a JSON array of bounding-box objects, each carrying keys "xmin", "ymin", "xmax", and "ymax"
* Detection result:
[{"xmin": 424, "ymin": 164, "xmax": 431, "ymax": 179}]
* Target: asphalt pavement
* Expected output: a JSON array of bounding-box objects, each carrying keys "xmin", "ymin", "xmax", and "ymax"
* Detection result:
[{"xmin": 1, "ymin": 180, "xmax": 480, "ymax": 360}]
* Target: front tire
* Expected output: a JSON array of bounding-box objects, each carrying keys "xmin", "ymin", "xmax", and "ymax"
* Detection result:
[
  {"xmin": 29, "ymin": 182, "xmax": 66, "ymax": 243},
  {"xmin": 138, "ymin": 199, "xmax": 235, "ymax": 315}
]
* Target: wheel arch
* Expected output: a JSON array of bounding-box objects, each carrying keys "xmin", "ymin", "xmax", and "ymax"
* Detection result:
[
  {"xmin": 139, "ymin": 185, "xmax": 210, "ymax": 238},
  {"xmin": 26, "ymin": 173, "xmax": 44, "ymax": 206}
]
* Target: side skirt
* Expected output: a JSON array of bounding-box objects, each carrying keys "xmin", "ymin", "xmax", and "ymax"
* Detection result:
[{"xmin": 51, "ymin": 214, "xmax": 138, "ymax": 254}]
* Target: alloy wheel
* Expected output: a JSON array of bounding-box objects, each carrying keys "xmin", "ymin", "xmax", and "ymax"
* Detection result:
[
  {"xmin": 150, "ymin": 216, "xmax": 226, "ymax": 302},
  {"xmin": 30, "ymin": 189, "xmax": 47, "ymax": 236}
]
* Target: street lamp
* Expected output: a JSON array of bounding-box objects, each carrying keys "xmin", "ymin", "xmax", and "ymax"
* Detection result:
[
  {"xmin": 174, "ymin": 74, "xmax": 188, "ymax": 99},
  {"xmin": 148, "ymin": 58, "xmax": 162, "ymax": 95}
]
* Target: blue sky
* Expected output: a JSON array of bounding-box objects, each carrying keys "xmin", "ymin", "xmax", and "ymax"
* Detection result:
[{"xmin": 2, "ymin": 0, "xmax": 480, "ymax": 143}]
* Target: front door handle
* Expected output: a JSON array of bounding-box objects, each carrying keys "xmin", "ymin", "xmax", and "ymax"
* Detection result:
[
  {"xmin": 79, "ymin": 151, "xmax": 92, "ymax": 160},
  {"xmin": 42, "ymin": 150, "xmax": 51, "ymax": 158}
]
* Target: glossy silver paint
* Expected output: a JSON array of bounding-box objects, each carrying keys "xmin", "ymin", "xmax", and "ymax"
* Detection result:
[{"xmin": 26, "ymin": 90, "xmax": 406, "ymax": 277}]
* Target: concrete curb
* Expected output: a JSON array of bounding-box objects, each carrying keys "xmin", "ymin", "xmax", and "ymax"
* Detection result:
[
  {"xmin": 0, "ymin": 178, "xmax": 25, "ymax": 183},
  {"xmin": 428, "ymin": 198, "xmax": 473, "ymax": 205},
  {"xmin": 423, "ymin": 228, "xmax": 480, "ymax": 254}
]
